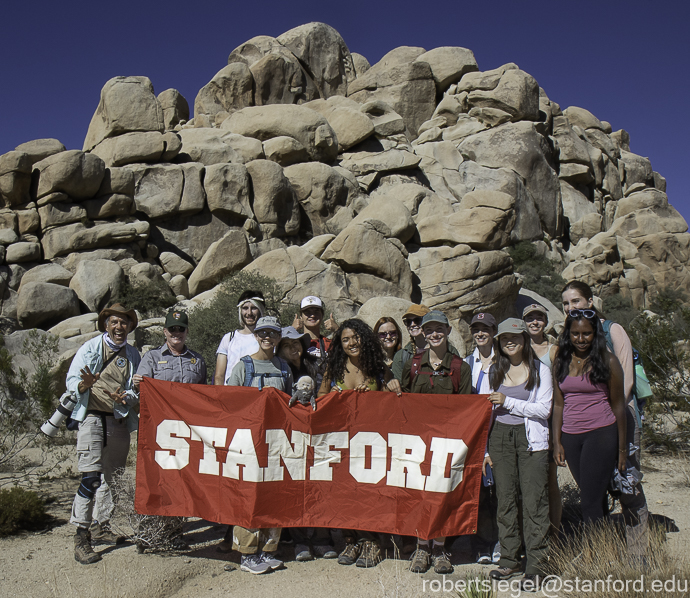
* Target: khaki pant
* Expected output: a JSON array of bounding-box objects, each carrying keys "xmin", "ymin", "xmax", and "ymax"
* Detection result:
[
  {"xmin": 489, "ymin": 422, "xmax": 549, "ymax": 576},
  {"xmin": 232, "ymin": 526, "xmax": 281, "ymax": 555}
]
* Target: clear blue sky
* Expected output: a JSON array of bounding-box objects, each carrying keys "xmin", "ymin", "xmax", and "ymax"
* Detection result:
[{"xmin": 2, "ymin": 1, "xmax": 688, "ymax": 221}]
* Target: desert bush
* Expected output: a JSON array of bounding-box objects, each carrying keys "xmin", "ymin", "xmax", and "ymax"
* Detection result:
[
  {"xmin": 507, "ymin": 241, "xmax": 566, "ymax": 306},
  {"xmin": 189, "ymin": 270, "xmax": 297, "ymax": 383},
  {"xmin": 602, "ymin": 294, "xmax": 640, "ymax": 329},
  {"xmin": 0, "ymin": 486, "xmax": 48, "ymax": 536}
]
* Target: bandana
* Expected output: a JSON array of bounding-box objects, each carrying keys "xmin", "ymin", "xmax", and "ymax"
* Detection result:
[
  {"xmin": 103, "ymin": 332, "xmax": 127, "ymax": 352},
  {"xmin": 237, "ymin": 298, "xmax": 265, "ymax": 325}
]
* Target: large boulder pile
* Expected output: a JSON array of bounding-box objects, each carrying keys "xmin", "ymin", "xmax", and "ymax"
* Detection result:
[{"xmin": 0, "ymin": 22, "xmax": 687, "ymax": 343}]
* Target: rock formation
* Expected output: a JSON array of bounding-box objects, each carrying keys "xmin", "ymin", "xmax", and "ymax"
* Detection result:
[{"xmin": 1, "ymin": 22, "xmax": 687, "ymax": 346}]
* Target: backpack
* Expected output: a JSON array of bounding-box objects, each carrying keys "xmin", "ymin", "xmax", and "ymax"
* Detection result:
[
  {"xmin": 464, "ymin": 355, "xmax": 486, "ymax": 394},
  {"xmin": 601, "ymin": 320, "xmax": 653, "ymax": 425},
  {"xmin": 240, "ymin": 355, "xmax": 291, "ymax": 391},
  {"xmin": 410, "ymin": 352, "xmax": 467, "ymax": 393}
]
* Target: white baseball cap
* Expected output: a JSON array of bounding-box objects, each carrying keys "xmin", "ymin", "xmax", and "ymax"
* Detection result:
[{"xmin": 300, "ymin": 296, "xmax": 324, "ymax": 310}]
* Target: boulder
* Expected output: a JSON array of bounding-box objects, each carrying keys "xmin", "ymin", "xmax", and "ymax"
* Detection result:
[
  {"xmin": 48, "ymin": 313, "xmax": 99, "ymax": 339},
  {"xmin": 17, "ymin": 282, "xmax": 80, "ymax": 329},
  {"xmin": 56, "ymin": 244, "xmax": 142, "ymax": 273},
  {"xmin": 619, "ymin": 150, "xmax": 653, "ymax": 190},
  {"xmin": 16, "ymin": 207, "xmax": 40, "ymax": 235},
  {"xmin": 608, "ymin": 206, "xmax": 688, "ymax": 239},
  {"xmin": 158, "ymin": 88, "xmax": 190, "ymax": 130},
  {"xmin": 441, "ymin": 114, "xmax": 487, "ymax": 144},
  {"xmin": 177, "ymin": 129, "xmax": 264, "ymax": 166},
  {"xmin": 69, "ymin": 259, "xmax": 125, "ymax": 312},
  {"xmin": 13, "ymin": 138, "xmax": 65, "ymax": 166},
  {"xmin": 283, "ymin": 162, "xmax": 349, "ymax": 235},
  {"xmin": 6, "ymin": 242, "xmax": 41, "ymax": 264},
  {"xmin": 350, "ymin": 194, "xmax": 416, "ymax": 243},
  {"xmin": 467, "ymin": 69, "xmax": 540, "ymax": 121},
  {"xmin": 129, "ymin": 163, "xmax": 184, "ymax": 219},
  {"xmin": 360, "ymin": 101, "xmax": 406, "ymax": 136},
  {"xmin": 456, "ymin": 63, "xmax": 519, "ymax": 93},
  {"xmin": 0, "ymin": 228, "xmax": 18, "ymax": 246},
  {"xmin": 339, "ymin": 137, "xmax": 421, "ymax": 177},
  {"xmin": 245, "ymin": 160, "xmax": 300, "ymax": 237},
  {"xmin": 563, "ymin": 106, "xmax": 605, "ymax": 131},
  {"xmin": 97, "ymin": 167, "xmax": 135, "ymax": 196},
  {"xmin": 351, "ymin": 53, "xmax": 371, "ymax": 76},
  {"xmin": 18, "ymin": 263, "xmax": 73, "ymax": 292},
  {"xmin": 33, "ymin": 150, "xmax": 106, "ymax": 201},
  {"xmin": 560, "ymin": 180, "xmax": 597, "ymax": 225},
  {"xmin": 194, "ymin": 63, "xmax": 254, "ymax": 120},
  {"xmin": 224, "ymin": 105, "xmax": 338, "ymax": 163},
  {"xmin": 276, "ymin": 22, "xmax": 356, "ymax": 98},
  {"xmin": 159, "ymin": 251, "xmax": 195, "ymax": 277},
  {"xmin": 169, "ymin": 274, "xmax": 189, "ymax": 299},
  {"xmin": 83, "ymin": 194, "xmax": 134, "ymax": 220},
  {"xmin": 414, "ymin": 47, "xmax": 478, "ymax": 91},
  {"xmin": 42, "ymin": 221, "xmax": 149, "ymax": 260},
  {"xmin": 38, "ymin": 202, "xmax": 87, "ymax": 231},
  {"xmin": 188, "ymin": 229, "xmax": 252, "ymax": 296},
  {"xmin": 204, "ymin": 163, "xmax": 252, "ymax": 219},
  {"xmin": 263, "ymin": 136, "xmax": 310, "ymax": 166},
  {"xmin": 0, "ymin": 151, "xmax": 32, "ymax": 207},
  {"xmin": 83, "ymin": 76, "xmax": 164, "ymax": 151},
  {"xmin": 570, "ymin": 213, "xmax": 603, "ymax": 245},
  {"xmin": 602, "ymin": 156, "xmax": 623, "ymax": 201},
  {"xmin": 552, "ymin": 116, "xmax": 592, "ymax": 165},
  {"xmin": 90, "ymin": 131, "xmax": 169, "ymax": 167},
  {"xmin": 249, "ymin": 51, "xmax": 319, "ymax": 106},
  {"xmin": 583, "ymin": 128, "xmax": 620, "ymax": 161},
  {"xmin": 356, "ymin": 296, "xmax": 417, "ymax": 344},
  {"xmin": 301, "ymin": 234, "xmax": 335, "ymax": 258},
  {"xmin": 615, "ymin": 188, "xmax": 669, "ymax": 220},
  {"xmin": 303, "ymin": 96, "xmax": 375, "ymax": 151}
]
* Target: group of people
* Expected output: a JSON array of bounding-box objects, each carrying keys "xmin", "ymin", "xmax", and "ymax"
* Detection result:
[{"xmin": 64, "ymin": 282, "xmax": 649, "ymax": 592}]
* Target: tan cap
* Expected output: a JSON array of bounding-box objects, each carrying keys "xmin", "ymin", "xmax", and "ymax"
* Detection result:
[
  {"xmin": 402, "ymin": 304, "xmax": 431, "ymax": 319},
  {"xmin": 522, "ymin": 304, "xmax": 548, "ymax": 319}
]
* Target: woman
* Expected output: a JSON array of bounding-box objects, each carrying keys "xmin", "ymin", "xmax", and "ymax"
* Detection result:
[
  {"xmin": 552, "ymin": 309, "xmax": 627, "ymax": 525},
  {"xmin": 480, "ymin": 318, "xmax": 552, "ymax": 591},
  {"xmin": 214, "ymin": 290, "xmax": 264, "ymax": 385},
  {"xmin": 561, "ymin": 281, "xmax": 648, "ymax": 561},
  {"xmin": 522, "ymin": 304, "xmax": 561, "ymax": 540},
  {"xmin": 318, "ymin": 319, "xmax": 401, "ymax": 569},
  {"xmin": 373, "ymin": 317, "xmax": 403, "ymax": 367}
]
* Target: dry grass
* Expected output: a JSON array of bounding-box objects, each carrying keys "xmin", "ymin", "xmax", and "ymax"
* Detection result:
[{"xmin": 677, "ymin": 453, "xmax": 690, "ymax": 488}]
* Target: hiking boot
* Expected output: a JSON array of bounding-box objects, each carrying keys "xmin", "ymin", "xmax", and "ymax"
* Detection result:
[
  {"xmin": 240, "ymin": 553, "xmax": 270, "ymax": 575},
  {"xmin": 489, "ymin": 565, "xmax": 522, "ymax": 580},
  {"xmin": 409, "ymin": 546, "xmax": 431, "ymax": 573},
  {"xmin": 356, "ymin": 541, "xmax": 382, "ymax": 568},
  {"xmin": 477, "ymin": 551, "xmax": 492, "ymax": 565},
  {"xmin": 432, "ymin": 545, "xmax": 453, "ymax": 574},
  {"xmin": 520, "ymin": 574, "xmax": 542, "ymax": 592},
  {"xmin": 74, "ymin": 528, "xmax": 102, "ymax": 565},
  {"xmin": 313, "ymin": 544, "xmax": 337, "ymax": 559},
  {"xmin": 91, "ymin": 521, "xmax": 125, "ymax": 546},
  {"xmin": 295, "ymin": 543, "xmax": 313, "ymax": 561},
  {"xmin": 338, "ymin": 541, "xmax": 361, "ymax": 565},
  {"xmin": 260, "ymin": 551, "xmax": 283, "ymax": 570}
]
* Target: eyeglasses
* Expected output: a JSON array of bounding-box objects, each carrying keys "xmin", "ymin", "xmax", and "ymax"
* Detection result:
[
  {"xmin": 403, "ymin": 317, "xmax": 423, "ymax": 327},
  {"xmin": 168, "ymin": 326, "xmax": 186, "ymax": 333},
  {"xmin": 378, "ymin": 331, "xmax": 398, "ymax": 339},
  {"xmin": 567, "ymin": 309, "xmax": 597, "ymax": 319},
  {"xmin": 256, "ymin": 329, "xmax": 280, "ymax": 338}
]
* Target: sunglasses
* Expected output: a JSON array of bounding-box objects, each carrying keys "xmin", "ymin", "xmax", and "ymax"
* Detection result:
[
  {"xmin": 168, "ymin": 326, "xmax": 186, "ymax": 333},
  {"xmin": 378, "ymin": 331, "xmax": 398, "ymax": 339},
  {"xmin": 403, "ymin": 317, "xmax": 423, "ymax": 327},
  {"xmin": 256, "ymin": 329, "xmax": 280, "ymax": 338},
  {"xmin": 568, "ymin": 309, "xmax": 597, "ymax": 319}
]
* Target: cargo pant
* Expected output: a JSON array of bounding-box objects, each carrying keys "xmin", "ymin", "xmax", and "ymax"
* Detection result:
[
  {"xmin": 489, "ymin": 421, "xmax": 549, "ymax": 576},
  {"xmin": 70, "ymin": 413, "xmax": 131, "ymax": 528},
  {"xmin": 233, "ymin": 526, "xmax": 281, "ymax": 555}
]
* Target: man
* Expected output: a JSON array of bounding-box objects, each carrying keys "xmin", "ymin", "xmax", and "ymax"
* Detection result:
[
  {"xmin": 292, "ymin": 296, "xmax": 338, "ymax": 360},
  {"xmin": 132, "ymin": 309, "xmax": 207, "ymax": 550},
  {"xmin": 66, "ymin": 303, "xmax": 141, "ymax": 565}
]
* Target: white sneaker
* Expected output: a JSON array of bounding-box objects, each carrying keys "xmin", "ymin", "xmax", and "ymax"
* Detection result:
[
  {"xmin": 492, "ymin": 542, "xmax": 501, "ymax": 564},
  {"xmin": 477, "ymin": 552, "xmax": 492, "ymax": 564},
  {"xmin": 260, "ymin": 551, "xmax": 283, "ymax": 570},
  {"xmin": 240, "ymin": 553, "xmax": 270, "ymax": 574}
]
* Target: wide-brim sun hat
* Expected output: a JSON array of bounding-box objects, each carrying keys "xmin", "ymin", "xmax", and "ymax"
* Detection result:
[{"xmin": 98, "ymin": 303, "xmax": 138, "ymax": 332}]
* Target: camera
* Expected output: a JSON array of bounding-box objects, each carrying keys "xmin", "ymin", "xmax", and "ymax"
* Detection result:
[{"xmin": 40, "ymin": 391, "xmax": 77, "ymax": 437}]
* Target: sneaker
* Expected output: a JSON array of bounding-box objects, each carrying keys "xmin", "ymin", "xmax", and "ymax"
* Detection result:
[
  {"xmin": 260, "ymin": 551, "xmax": 283, "ymax": 570},
  {"xmin": 409, "ymin": 546, "xmax": 431, "ymax": 573},
  {"xmin": 91, "ymin": 521, "xmax": 125, "ymax": 546},
  {"xmin": 356, "ymin": 540, "xmax": 382, "ymax": 568},
  {"xmin": 520, "ymin": 574, "xmax": 542, "ymax": 592},
  {"xmin": 295, "ymin": 544, "xmax": 313, "ymax": 561},
  {"xmin": 338, "ymin": 541, "xmax": 361, "ymax": 565},
  {"xmin": 492, "ymin": 542, "xmax": 501, "ymax": 564},
  {"xmin": 432, "ymin": 545, "xmax": 453, "ymax": 574},
  {"xmin": 313, "ymin": 545, "xmax": 338, "ymax": 559},
  {"xmin": 74, "ymin": 528, "xmax": 102, "ymax": 565},
  {"xmin": 489, "ymin": 566, "xmax": 522, "ymax": 580},
  {"xmin": 240, "ymin": 553, "xmax": 271, "ymax": 575},
  {"xmin": 477, "ymin": 551, "xmax": 492, "ymax": 565}
]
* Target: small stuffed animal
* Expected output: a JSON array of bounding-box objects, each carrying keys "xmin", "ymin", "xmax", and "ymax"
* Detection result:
[{"xmin": 289, "ymin": 376, "xmax": 317, "ymax": 411}]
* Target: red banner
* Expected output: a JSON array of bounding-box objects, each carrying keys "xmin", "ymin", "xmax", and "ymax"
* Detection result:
[{"xmin": 135, "ymin": 378, "xmax": 491, "ymax": 540}]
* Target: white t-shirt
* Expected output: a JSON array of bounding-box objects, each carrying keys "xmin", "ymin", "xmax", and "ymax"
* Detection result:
[{"xmin": 216, "ymin": 330, "xmax": 259, "ymax": 385}]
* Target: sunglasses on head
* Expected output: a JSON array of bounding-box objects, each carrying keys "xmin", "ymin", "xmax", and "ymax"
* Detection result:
[
  {"xmin": 168, "ymin": 326, "xmax": 186, "ymax": 333},
  {"xmin": 568, "ymin": 309, "xmax": 597, "ymax": 319},
  {"xmin": 378, "ymin": 331, "xmax": 398, "ymax": 339},
  {"xmin": 403, "ymin": 317, "xmax": 423, "ymax": 327}
]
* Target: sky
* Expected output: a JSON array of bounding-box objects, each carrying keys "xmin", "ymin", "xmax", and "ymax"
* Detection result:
[{"xmin": 2, "ymin": 0, "xmax": 688, "ymax": 221}]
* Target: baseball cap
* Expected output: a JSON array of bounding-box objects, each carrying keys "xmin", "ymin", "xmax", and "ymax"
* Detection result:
[
  {"xmin": 300, "ymin": 296, "xmax": 324, "ymax": 310},
  {"xmin": 254, "ymin": 316, "xmax": 282, "ymax": 332},
  {"xmin": 281, "ymin": 326, "xmax": 308, "ymax": 340},
  {"xmin": 470, "ymin": 312, "xmax": 497, "ymax": 329},
  {"xmin": 522, "ymin": 304, "xmax": 548, "ymax": 319},
  {"xmin": 495, "ymin": 318, "xmax": 527, "ymax": 337},
  {"xmin": 402, "ymin": 304, "xmax": 431, "ymax": 320},
  {"xmin": 421, "ymin": 310, "xmax": 449, "ymax": 327},
  {"xmin": 165, "ymin": 310, "xmax": 189, "ymax": 329}
]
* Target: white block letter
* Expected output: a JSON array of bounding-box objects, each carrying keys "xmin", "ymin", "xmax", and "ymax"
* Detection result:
[
  {"xmin": 349, "ymin": 431, "xmax": 387, "ymax": 484},
  {"xmin": 264, "ymin": 429, "xmax": 311, "ymax": 481},
  {"xmin": 386, "ymin": 433, "xmax": 427, "ymax": 490},
  {"xmin": 425, "ymin": 437, "xmax": 468, "ymax": 493},
  {"xmin": 310, "ymin": 432, "xmax": 349, "ymax": 481},
  {"xmin": 155, "ymin": 419, "xmax": 190, "ymax": 470},
  {"xmin": 190, "ymin": 425, "xmax": 228, "ymax": 476},
  {"xmin": 222, "ymin": 428, "xmax": 263, "ymax": 482}
]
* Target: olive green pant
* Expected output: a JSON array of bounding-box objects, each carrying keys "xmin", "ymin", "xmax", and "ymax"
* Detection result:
[{"xmin": 489, "ymin": 422, "xmax": 549, "ymax": 576}]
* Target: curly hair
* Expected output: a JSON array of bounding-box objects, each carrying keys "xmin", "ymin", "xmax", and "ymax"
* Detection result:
[
  {"xmin": 325, "ymin": 319, "xmax": 386, "ymax": 385},
  {"xmin": 489, "ymin": 331, "xmax": 540, "ymax": 391},
  {"xmin": 554, "ymin": 312, "xmax": 610, "ymax": 385},
  {"xmin": 373, "ymin": 317, "xmax": 403, "ymax": 354}
]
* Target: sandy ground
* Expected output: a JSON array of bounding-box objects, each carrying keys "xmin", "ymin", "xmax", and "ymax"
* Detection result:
[{"xmin": 1, "ymin": 449, "xmax": 688, "ymax": 598}]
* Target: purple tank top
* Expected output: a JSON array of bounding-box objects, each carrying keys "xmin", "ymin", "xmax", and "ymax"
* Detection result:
[{"xmin": 559, "ymin": 373, "xmax": 616, "ymax": 434}]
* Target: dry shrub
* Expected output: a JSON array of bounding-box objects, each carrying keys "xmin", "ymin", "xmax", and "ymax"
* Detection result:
[
  {"xmin": 547, "ymin": 518, "xmax": 690, "ymax": 597},
  {"xmin": 678, "ymin": 453, "xmax": 690, "ymax": 488}
]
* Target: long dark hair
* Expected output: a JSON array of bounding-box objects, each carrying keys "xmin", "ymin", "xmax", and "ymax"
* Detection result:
[
  {"xmin": 554, "ymin": 312, "xmax": 610, "ymax": 385},
  {"xmin": 561, "ymin": 281, "xmax": 604, "ymax": 318},
  {"xmin": 326, "ymin": 319, "xmax": 386, "ymax": 384},
  {"xmin": 373, "ymin": 317, "xmax": 403, "ymax": 354},
  {"xmin": 278, "ymin": 336, "xmax": 321, "ymax": 383},
  {"xmin": 489, "ymin": 331, "xmax": 540, "ymax": 391}
]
